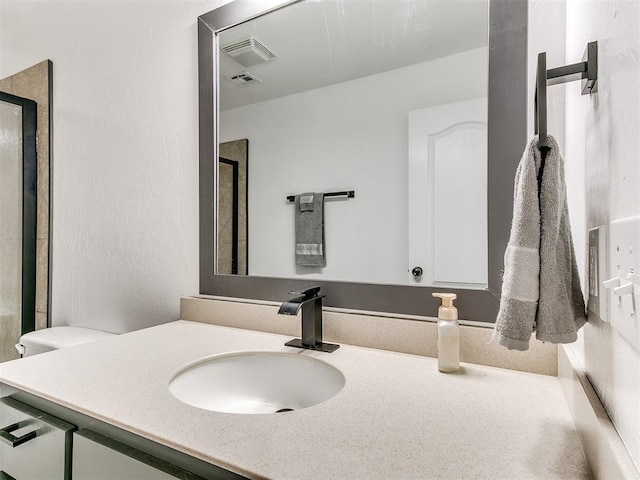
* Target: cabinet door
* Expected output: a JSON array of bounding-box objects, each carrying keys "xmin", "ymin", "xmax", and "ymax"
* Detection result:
[
  {"xmin": 73, "ymin": 429, "xmax": 208, "ymax": 479},
  {"xmin": 0, "ymin": 396, "xmax": 75, "ymax": 480}
]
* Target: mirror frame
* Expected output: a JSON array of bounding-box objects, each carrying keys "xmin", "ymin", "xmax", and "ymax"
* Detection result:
[{"xmin": 198, "ymin": 0, "xmax": 527, "ymax": 322}]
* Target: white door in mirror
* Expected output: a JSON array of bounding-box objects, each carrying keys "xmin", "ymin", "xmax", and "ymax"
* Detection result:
[{"xmin": 408, "ymin": 97, "xmax": 488, "ymax": 289}]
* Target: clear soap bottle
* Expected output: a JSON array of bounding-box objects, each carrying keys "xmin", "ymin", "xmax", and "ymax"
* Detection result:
[{"xmin": 432, "ymin": 293, "xmax": 460, "ymax": 373}]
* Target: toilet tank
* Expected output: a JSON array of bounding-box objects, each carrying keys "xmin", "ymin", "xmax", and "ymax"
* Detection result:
[{"xmin": 17, "ymin": 327, "xmax": 115, "ymax": 357}]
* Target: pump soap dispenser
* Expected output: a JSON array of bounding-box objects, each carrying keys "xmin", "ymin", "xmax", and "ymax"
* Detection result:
[{"xmin": 432, "ymin": 293, "xmax": 460, "ymax": 373}]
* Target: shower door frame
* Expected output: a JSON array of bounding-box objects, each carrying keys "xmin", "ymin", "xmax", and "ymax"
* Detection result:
[{"xmin": 0, "ymin": 91, "xmax": 37, "ymax": 336}]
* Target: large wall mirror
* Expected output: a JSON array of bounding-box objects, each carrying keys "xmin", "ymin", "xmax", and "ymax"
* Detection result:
[{"xmin": 199, "ymin": 0, "xmax": 527, "ymax": 321}]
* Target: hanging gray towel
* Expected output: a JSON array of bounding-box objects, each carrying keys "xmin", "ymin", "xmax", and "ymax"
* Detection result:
[
  {"xmin": 493, "ymin": 135, "xmax": 586, "ymax": 351},
  {"xmin": 295, "ymin": 192, "xmax": 326, "ymax": 266}
]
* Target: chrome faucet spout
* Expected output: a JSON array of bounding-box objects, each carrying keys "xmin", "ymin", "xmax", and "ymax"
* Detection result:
[{"xmin": 278, "ymin": 287, "xmax": 339, "ymax": 353}]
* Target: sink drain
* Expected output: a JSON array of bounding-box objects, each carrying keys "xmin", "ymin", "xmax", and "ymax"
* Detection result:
[{"xmin": 275, "ymin": 408, "xmax": 295, "ymax": 413}]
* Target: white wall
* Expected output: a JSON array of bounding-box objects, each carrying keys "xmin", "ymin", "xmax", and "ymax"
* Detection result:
[
  {"xmin": 0, "ymin": 0, "xmax": 229, "ymax": 333},
  {"xmin": 220, "ymin": 48, "xmax": 487, "ymax": 285},
  {"xmin": 529, "ymin": 0, "xmax": 640, "ymax": 469},
  {"xmin": 563, "ymin": 0, "xmax": 640, "ymax": 470},
  {"xmin": 528, "ymin": 0, "xmax": 566, "ymax": 149}
]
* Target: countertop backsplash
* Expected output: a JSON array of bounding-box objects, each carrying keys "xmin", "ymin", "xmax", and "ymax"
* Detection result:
[{"xmin": 180, "ymin": 296, "xmax": 558, "ymax": 375}]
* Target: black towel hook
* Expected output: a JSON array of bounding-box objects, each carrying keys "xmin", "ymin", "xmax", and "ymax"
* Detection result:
[{"xmin": 535, "ymin": 41, "xmax": 599, "ymax": 159}]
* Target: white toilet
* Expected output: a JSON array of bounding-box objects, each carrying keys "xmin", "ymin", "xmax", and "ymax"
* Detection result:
[{"xmin": 16, "ymin": 327, "xmax": 115, "ymax": 357}]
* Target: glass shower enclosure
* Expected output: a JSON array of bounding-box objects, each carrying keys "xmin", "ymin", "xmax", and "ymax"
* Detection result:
[{"xmin": 0, "ymin": 91, "xmax": 37, "ymax": 362}]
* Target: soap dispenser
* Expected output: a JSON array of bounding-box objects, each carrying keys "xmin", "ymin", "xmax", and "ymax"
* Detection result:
[{"xmin": 432, "ymin": 293, "xmax": 460, "ymax": 373}]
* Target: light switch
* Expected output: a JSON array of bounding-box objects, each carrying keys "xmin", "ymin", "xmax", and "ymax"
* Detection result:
[
  {"xmin": 607, "ymin": 217, "xmax": 640, "ymax": 352},
  {"xmin": 587, "ymin": 225, "xmax": 608, "ymax": 322}
]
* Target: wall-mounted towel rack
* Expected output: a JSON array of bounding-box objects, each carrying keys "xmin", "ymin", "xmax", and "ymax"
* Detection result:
[
  {"xmin": 286, "ymin": 191, "xmax": 355, "ymax": 202},
  {"xmin": 535, "ymin": 41, "xmax": 598, "ymax": 159}
]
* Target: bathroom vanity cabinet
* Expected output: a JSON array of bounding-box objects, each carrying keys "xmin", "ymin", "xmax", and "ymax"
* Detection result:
[
  {"xmin": 0, "ymin": 321, "xmax": 590, "ymax": 479},
  {"xmin": 73, "ymin": 429, "xmax": 209, "ymax": 479},
  {"xmin": 0, "ymin": 388, "xmax": 244, "ymax": 479},
  {"xmin": 0, "ymin": 396, "xmax": 74, "ymax": 480}
]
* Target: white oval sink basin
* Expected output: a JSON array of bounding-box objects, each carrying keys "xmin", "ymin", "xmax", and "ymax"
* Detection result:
[{"xmin": 168, "ymin": 352, "xmax": 345, "ymax": 414}]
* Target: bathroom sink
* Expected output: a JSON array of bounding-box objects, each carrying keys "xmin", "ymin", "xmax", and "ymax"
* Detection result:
[{"xmin": 168, "ymin": 352, "xmax": 345, "ymax": 414}]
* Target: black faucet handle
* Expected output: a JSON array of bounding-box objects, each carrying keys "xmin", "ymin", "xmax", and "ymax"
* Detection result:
[{"xmin": 288, "ymin": 286, "xmax": 321, "ymax": 300}]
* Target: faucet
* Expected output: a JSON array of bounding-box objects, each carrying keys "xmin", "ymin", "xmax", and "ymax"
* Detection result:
[{"xmin": 279, "ymin": 286, "xmax": 339, "ymax": 353}]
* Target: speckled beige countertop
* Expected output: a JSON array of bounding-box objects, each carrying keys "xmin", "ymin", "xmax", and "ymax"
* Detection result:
[{"xmin": 0, "ymin": 321, "xmax": 589, "ymax": 479}]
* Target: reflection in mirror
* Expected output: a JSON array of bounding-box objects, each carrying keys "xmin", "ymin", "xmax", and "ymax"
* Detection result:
[
  {"xmin": 199, "ymin": 0, "xmax": 527, "ymax": 321},
  {"xmin": 218, "ymin": 139, "xmax": 248, "ymax": 275},
  {"xmin": 217, "ymin": 0, "xmax": 489, "ymax": 289}
]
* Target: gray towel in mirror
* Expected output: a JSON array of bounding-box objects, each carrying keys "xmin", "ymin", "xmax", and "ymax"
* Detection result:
[{"xmin": 295, "ymin": 192, "xmax": 325, "ymax": 266}]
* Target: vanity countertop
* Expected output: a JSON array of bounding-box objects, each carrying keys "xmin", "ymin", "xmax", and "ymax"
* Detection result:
[{"xmin": 0, "ymin": 321, "xmax": 589, "ymax": 479}]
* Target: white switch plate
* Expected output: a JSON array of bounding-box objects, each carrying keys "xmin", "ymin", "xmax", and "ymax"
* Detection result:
[
  {"xmin": 608, "ymin": 217, "xmax": 640, "ymax": 352},
  {"xmin": 588, "ymin": 225, "xmax": 608, "ymax": 322}
]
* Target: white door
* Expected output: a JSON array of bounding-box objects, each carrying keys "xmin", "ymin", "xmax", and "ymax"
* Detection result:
[{"xmin": 408, "ymin": 97, "xmax": 487, "ymax": 288}]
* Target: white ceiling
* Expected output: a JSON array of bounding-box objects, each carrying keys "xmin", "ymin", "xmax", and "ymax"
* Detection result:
[{"xmin": 218, "ymin": 0, "xmax": 489, "ymax": 111}]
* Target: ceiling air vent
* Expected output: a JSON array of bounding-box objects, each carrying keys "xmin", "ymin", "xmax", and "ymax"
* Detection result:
[
  {"xmin": 221, "ymin": 36, "xmax": 277, "ymax": 67},
  {"xmin": 225, "ymin": 72, "xmax": 262, "ymax": 87}
]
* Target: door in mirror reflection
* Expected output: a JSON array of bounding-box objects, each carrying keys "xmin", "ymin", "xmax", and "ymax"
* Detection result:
[{"xmin": 408, "ymin": 98, "xmax": 488, "ymax": 289}]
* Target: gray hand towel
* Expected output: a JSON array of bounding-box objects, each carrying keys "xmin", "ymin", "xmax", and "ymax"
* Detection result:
[
  {"xmin": 493, "ymin": 135, "xmax": 586, "ymax": 351},
  {"xmin": 295, "ymin": 192, "xmax": 326, "ymax": 266}
]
